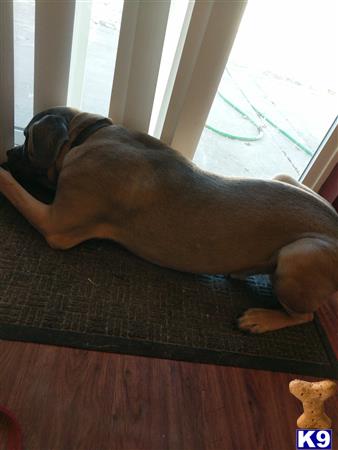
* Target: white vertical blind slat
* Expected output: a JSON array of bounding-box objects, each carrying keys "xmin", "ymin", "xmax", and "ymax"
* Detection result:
[
  {"xmin": 161, "ymin": 0, "xmax": 247, "ymax": 159},
  {"xmin": 109, "ymin": 0, "xmax": 171, "ymax": 133},
  {"xmin": 152, "ymin": 1, "xmax": 194, "ymax": 138},
  {"xmin": 67, "ymin": 0, "xmax": 92, "ymax": 109},
  {"xmin": 34, "ymin": 0, "xmax": 76, "ymax": 113},
  {"xmin": 0, "ymin": 0, "xmax": 14, "ymax": 160}
]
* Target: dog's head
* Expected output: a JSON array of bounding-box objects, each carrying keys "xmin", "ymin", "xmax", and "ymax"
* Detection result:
[{"xmin": 6, "ymin": 107, "xmax": 78, "ymax": 190}]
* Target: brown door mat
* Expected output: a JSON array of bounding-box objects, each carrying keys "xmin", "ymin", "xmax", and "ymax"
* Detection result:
[{"xmin": 0, "ymin": 193, "xmax": 336, "ymax": 378}]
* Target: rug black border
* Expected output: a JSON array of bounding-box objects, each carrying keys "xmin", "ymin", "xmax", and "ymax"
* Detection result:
[{"xmin": 0, "ymin": 319, "xmax": 336, "ymax": 379}]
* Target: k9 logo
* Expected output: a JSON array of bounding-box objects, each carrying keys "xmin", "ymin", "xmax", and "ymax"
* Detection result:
[{"xmin": 296, "ymin": 429, "xmax": 332, "ymax": 449}]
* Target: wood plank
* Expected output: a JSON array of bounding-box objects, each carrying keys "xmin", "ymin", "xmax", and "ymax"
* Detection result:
[
  {"xmin": 317, "ymin": 296, "xmax": 338, "ymax": 359},
  {"xmin": 0, "ymin": 340, "xmax": 337, "ymax": 450}
]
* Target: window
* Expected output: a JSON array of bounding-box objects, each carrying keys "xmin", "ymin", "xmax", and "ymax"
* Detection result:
[{"xmin": 194, "ymin": 0, "xmax": 338, "ymax": 179}]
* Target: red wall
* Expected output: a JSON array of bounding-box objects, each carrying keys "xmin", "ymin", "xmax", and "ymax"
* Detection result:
[{"xmin": 319, "ymin": 163, "xmax": 338, "ymax": 212}]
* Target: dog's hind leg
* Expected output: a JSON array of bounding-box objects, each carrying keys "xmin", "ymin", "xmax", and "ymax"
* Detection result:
[
  {"xmin": 273, "ymin": 174, "xmax": 334, "ymax": 209},
  {"xmin": 238, "ymin": 237, "xmax": 337, "ymax": 333},
  {"xmin": 273, "ymin": 174, "xmax": 314, "ymax": 194}
]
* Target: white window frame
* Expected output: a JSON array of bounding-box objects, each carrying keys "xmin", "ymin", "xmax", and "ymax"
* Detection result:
[{"xmin": 301, "ymin": 118, "xmax": 338, "ymax": 192}]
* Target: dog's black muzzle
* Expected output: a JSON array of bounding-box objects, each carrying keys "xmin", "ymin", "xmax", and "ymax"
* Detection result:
[
  {"xmin": 5, "ymin": 145, "xmax": 41, "ymax": 179},
  {"xmin": 7, "ymin": 145, "xmax": 29, "ymax": 168},
  {"xmin": 4, "ymin": 145, "xmax": 54, "ymax": 192}
]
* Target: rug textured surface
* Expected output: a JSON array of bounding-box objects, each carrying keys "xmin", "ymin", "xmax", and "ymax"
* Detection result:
[{"xmin": 0, "ymin": 191, "xmax": 336, "ymax": 378}]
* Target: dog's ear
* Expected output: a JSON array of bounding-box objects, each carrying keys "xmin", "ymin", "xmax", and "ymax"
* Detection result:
[{"xmin": 29, "ymin": 114, "xmax": 69, "ymax": 169}]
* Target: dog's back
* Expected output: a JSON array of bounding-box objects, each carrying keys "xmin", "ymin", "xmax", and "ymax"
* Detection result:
[{"xmin": 72, "ymin": 127, "xmax": 337, "ymax": 275}]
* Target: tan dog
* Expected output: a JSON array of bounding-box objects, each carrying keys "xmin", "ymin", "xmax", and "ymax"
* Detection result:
[{"xmin": 1, "ymin": 107, "xmax": 338, "ymax": 333}]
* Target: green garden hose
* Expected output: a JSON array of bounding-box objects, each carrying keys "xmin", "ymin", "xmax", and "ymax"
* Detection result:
[
  {"xmin": 206, "ymin": 91, "xmax": 313, "ymax": 156},
  {"xmin": 206, "ymin": 93, "xmax": 263, "ymax": 142}
]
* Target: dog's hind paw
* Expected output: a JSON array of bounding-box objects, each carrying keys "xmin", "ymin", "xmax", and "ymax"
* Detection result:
[
  {"xmin": 238, "ymin": 308, "xmax": 313, "ymax": 333},
  {"xmin": 238, "ymin": 308, "xmax": 275, "ymax": 333}
]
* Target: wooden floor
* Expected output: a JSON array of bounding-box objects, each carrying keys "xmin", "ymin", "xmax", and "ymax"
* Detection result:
[{"xmin": 0, "ymin": 299, "xmax": 337, "ymax": 450}]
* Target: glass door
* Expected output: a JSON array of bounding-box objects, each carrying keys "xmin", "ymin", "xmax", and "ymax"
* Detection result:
[{"xmin": 193, "ymin": 0, "xmax": 337, "ymax": 183}]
